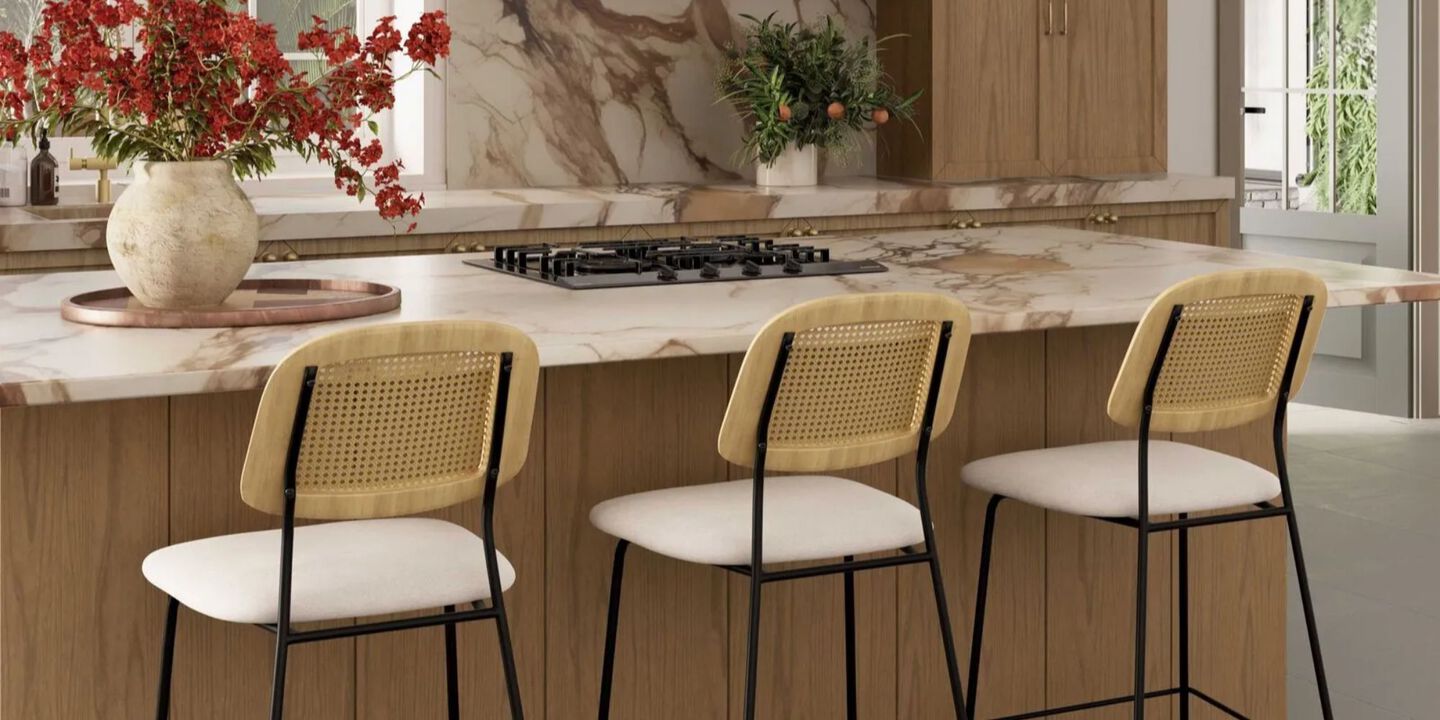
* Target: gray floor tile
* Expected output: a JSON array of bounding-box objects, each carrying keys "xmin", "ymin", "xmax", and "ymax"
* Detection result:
[{"xmin": 1286, "ymin": 406, "xmax": 1440, "ymax": 718}]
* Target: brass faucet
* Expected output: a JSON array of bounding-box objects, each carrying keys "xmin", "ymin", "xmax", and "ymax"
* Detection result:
[{"xmin": 68, "ymin": 149, "xmax": 117, "ymax": 204}]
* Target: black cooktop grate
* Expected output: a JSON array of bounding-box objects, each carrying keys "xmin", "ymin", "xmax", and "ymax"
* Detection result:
[{"xmin": 465, "ymin": 236, "xmax": 887, "ymax": 289}]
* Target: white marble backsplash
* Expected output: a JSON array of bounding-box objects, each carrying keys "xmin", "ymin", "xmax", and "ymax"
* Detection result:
[{"xmin": 445, "ymin": 0, "xmax": 877, "ymax": 187}]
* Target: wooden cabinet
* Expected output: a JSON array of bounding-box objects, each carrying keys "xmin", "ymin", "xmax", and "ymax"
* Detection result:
[{"xmin": 879, "ymin": 0, "xmax": 1167, "ymax": 181}]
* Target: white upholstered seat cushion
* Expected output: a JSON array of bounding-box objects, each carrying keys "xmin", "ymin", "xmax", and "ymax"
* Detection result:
[
  {"xmin": 589, "ymin": 475, "xmax": 925, "ymax": 566},
  {"xmin": 142, "ymin": 518, "xmax": 515, "ymax": 625},
  {"xmin": 962, "ymin": 440, "xmax": 1280, "ymax": 518}
]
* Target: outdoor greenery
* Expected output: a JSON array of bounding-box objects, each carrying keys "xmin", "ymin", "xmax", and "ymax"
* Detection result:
[
  {"xmin": 1300, "ymin": 0, "xmax": 1377, "ymax": 214},
  {"xmin": 715, "ymin": 13, "xmax": 919, "ymax": 165}
]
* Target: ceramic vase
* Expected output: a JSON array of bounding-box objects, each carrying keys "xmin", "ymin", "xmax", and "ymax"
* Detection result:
[
  {"xmin": 107, "ymin": 160, "xmax": 259, "ymax": 308},
  {"xmin": 755, "ymin": 144, "xmax": 818, "ymax": 187}
]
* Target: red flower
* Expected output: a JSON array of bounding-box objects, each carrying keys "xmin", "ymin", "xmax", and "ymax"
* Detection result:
[
  {"xmin": 0, "ymin": 0, "xmax": 453, "ymax": 225},
  {"xmin": 405, "ymin": 11, "xmax": 450, "ymax": 66}
]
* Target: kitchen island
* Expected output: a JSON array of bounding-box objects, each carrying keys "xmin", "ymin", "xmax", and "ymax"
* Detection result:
[{"xmin": 2, "ymin": 226, "xmax": 1439, "ymax": 719}]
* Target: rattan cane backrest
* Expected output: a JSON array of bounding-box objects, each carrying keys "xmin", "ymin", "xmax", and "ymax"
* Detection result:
[
  {"xmin": 241, "ymin": 321, "xmax": 541, "ymax": 520},
  {"xmin": 1108, "ymin": 269, "xmax": 1328, "ymax": 434},
  {"xmin": 719, "ymin": 293, "xmax": 972, "ymax": 472}
]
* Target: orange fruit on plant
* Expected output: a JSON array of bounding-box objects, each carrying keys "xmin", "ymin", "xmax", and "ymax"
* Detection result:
[
  {"xmin": 871, "ymin": 107, "xmax": 891, "ymax": 125},
  {"xmin": 827, "ymin": 101, "xmax": 846, "ymax": 120},
  {"xmin": 778, "ymin": 104, "xmax": 793, "ymax": 122}
]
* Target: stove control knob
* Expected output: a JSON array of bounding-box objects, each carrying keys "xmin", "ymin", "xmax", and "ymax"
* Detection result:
[
  {"xmin": 783, "ymin": 257, "xmax": 804, "ymax": 274},
  {"xmin": 700, "ymin": 262, "xmax": 720, "ymax": 279},
  {"xmin": 742, "ymin": 260, "xmax": 762, "ymax": 277},
  {"xmin": 657, "ymin": 266, "xmax": 678, "ymax": 282}
]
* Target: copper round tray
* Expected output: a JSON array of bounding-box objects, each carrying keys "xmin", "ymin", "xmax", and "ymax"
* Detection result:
[{"xmin": 61, "ymin": 279, "xmax": 401, "ymax": 328}]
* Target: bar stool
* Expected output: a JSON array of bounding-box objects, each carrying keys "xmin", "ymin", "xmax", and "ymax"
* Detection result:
[
  {"xmin": 961, "ymin": 269, "xmax": 1335, "ymax": 720},
  {"xmin": 141, "ymin": 321, "xmax": 539, "ymax": 720},
  {"xmin": 590, "ymin": 293, "xmax": 975, "ymax": 720}
]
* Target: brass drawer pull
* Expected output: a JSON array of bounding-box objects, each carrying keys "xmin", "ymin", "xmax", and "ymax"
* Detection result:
[
  {"xmin": 1045, "ymin": 0, "xmax": 1054, "ymax": 35},
  {"xmin": 1061, "ymin": 0, "xmax": 1069, "ymax": 35}
]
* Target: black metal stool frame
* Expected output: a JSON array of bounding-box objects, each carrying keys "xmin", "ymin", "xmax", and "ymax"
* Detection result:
[
  {"xmin": 153, "ymin": 354, "xmax": 526, "ymax": 720},
  {"xmin": 597, "ymin": 323, "xmax": 972, "ymax": 720},
  {"xmin": 965, "ymin": 298, "xmax": 1335, "ymax": 720}
]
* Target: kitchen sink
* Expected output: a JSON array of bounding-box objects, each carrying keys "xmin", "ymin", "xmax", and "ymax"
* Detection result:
[{"xmin": 26, "ymin": 204, "xmax": 113, "ymax": 221}]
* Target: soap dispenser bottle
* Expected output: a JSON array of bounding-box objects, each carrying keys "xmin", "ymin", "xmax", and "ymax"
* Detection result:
[{"xmin": 29, "ymin": 128, "xmax": 59, "ymax": 206}]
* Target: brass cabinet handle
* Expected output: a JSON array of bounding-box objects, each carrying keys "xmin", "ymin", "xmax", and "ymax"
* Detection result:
[
  {"xmin": 1045, "ymin": 0, "xmax": 1053, "ymax": 35},
  {"xmin": 1062, "ymin": 0, "xmax": 1069, "ymax": 35}
]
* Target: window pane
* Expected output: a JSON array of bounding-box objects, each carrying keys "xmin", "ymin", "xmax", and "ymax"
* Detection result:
[
  {"xmin": 1333, "ymin": 0, "xmax": 1377, "ymax": 91},
  {"xmin": 1244, "ymin": 0, "xmax": 1286, "ymax": 88},
  {"xmin": 0, "ymin": 0, "xmax": 42, "ymax": 40},
  {"xmin": 1294, "ymin": 92, "xmax": 1329, "ymax": 212},
  {"xmin": 1333, "ymin": 93, "xmax": 1378, "ymax": 214},
  {"xmin": 256, "ymin": 0, "xmax": 357, "ymax": 54},
  {"xmin": 1244, "ymin": 92, "xmax": 1289, "ymax": 210}
]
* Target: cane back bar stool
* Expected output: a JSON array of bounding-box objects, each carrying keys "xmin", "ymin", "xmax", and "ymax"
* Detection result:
[
  {"xmin": 141, "ymin": 320, "xmax": 540, "ymax": 720},
  {"xmin": 961, "ymin": 269, "xmax": 1335, "ymax": 720},
  {"xmin": 589, "ymin": 292, "xmax": 976, "ymax": 720}
]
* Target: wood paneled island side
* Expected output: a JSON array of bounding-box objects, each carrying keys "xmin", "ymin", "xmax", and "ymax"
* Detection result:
[{"xmin": 3, "ymin": 226, "xmax": 1439, "ymax": 719}]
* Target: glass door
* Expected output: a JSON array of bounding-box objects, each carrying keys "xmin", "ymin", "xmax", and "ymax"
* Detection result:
[{"xmin": 1239, "ymin": 0, "xmax": 1412, "ymax": 415}]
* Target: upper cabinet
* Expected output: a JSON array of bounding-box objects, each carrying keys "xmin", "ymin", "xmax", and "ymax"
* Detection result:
[{"xmin": 879, "ymin": 0, "xmax": 1167, "ymax": 181}]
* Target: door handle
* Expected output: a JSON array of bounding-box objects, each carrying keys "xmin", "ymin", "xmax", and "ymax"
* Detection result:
[
  {"xmin": 1045, "ymin": 0, "xmax": 1054, "ymax": 36},
  {"xmin": 1061, "ymin": 0, "xmax": 1070, "ymax": 35}
]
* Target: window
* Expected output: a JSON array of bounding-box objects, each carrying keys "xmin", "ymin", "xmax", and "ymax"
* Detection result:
[
  {"xmin": 0, "ymin": 0, "xmax": 445, "ymax": 197},
  {"xmin": 1243, "ymin": 0, "xmax": 1378, "ymax": 215}
]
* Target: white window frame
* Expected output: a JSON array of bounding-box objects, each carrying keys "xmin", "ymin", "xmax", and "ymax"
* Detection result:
[{"xmin": 43, "ymin": 0, "xmax": 445, "ymax": 199}]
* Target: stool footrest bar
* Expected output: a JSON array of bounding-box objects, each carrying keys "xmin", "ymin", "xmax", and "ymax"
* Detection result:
[
  {"xmin": 989, "ymin": 686, "xmax": 1251, "ymax": 720},
  {"xmin": 992, "ymin": 687, "xmax": 1180, "ymax": 720},
  {"xmin": 753, "ymin": 552, "xmax": 932, "ymax": 583},
  {"xmin": 278, "ymin": 606, "xmax": 499, "ymax": 645},
  {"xmin": 1191, "ymin": 687, "xmax": 1251, "ymax": 719}
]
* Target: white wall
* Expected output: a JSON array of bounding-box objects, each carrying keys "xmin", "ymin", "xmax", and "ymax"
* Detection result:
[{"xmin": 1169, "ymin": 0, "xmax": 1218, "ymax": 175}]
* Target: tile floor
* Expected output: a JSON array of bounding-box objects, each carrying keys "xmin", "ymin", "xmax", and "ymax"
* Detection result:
[{"xmin": 1284, "ymin": 404, "xmax": 1440, "ymax": 719}]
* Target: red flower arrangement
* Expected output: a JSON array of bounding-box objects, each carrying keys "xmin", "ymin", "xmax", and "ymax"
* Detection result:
[{"xmin": 0, "ymin": 0, "xmax": 451, "ymax": 227}]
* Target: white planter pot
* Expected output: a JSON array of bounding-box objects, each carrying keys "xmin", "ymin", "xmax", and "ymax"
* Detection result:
[
  {"xmin": 107, "ymin": 160, "xmax": 259, "ymax": 308},
  {"xmin": 755, "ymin": 144, "xmax": 818, "ymax": 187}
]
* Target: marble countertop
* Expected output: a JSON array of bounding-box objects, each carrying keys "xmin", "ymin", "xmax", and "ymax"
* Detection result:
[
  {"xmin": 0, "ymin": 173, "xmax": 1234, "ymax": 254},
  {"xmin": 2, "ymin": 225, "xmax": 1438, "ymax": 407}
]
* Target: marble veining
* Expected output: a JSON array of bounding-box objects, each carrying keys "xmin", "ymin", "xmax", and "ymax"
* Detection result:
[
  {"xmin": 0, "ymin": 174, "xmax": 1236, "ymax": 254},
  {"xmin": 3, "ymin": 224, "xmax": 1438, "ymax": 407},
  {"xmin": 444, "ymin": 0, "xmax": 875, "ymax": 187}
]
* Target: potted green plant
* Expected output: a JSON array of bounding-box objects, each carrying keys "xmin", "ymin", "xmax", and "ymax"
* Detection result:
[{"xmin": 716, "ymin": 14, "xmax": 918, "ymax": 187}]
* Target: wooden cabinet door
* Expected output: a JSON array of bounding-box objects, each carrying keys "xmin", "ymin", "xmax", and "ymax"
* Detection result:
[
  {"xmin": 932, "ymin": 0, "xmax": 1055, "ymax": 180},
  {"xmin": 1048, "ymin": 0, "xmax": 1167, "ymax": 175}
]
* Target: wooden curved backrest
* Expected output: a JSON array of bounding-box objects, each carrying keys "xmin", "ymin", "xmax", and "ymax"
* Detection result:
[
  {"xmin": 1108, "ymin": 269, "xmax": 1328, "ymax": 434},
  {"xmin": 240, "ymin": 321, "xmax": 540, "ymax": 520},
  {"xmin": 719, "ymin": 293, "xmax": 972, "ymax": 472}
]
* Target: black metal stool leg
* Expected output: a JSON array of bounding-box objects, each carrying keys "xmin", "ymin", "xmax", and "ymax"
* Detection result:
[
  {"xmin": 1287, "ymin": 509, "xmax": 1335, "ymax": 720},
  {"xmin": 1178, "ymin": 516, "xmax": 1190, "ymax": 720},
  {"xmin": 1133, "ymin": 526, "xmax": 1149, "ymax": 720},
  {"xmin": 493, "ymin": 598, "xmax": 525, "ymax": 719},
  {"xmin": 444, "ymin": 605, "xmax": 461, "ymax": 720},
  {"xmin": 967, "ymin": 496, "xmax": 1002, "ymax": 719},
  {"xmin": 743, "ymin": 569, "xmax": 765, "ymax": 720},
  {"xmin": 155, "ymin": 596, "xmax": 179, "ymax": 720},
  {"xmin": 843, "ymin": 556, "xmax": 858, "ymax": 720},
  {"xmin": 927, "ymin": 552, "xmax": 970, "ymax": 720},
  {"xmin": 598, "ymin": 540, "xmax": 630, "ymax": 720},
  {"xmin": 269, "ymin": 637, "xmax": 289, "ymax": 720}
]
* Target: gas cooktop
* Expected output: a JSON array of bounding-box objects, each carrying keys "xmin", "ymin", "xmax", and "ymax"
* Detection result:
[{"xmin": 465, "ymin": 236, "xmax": 887, "ymax": 289}]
